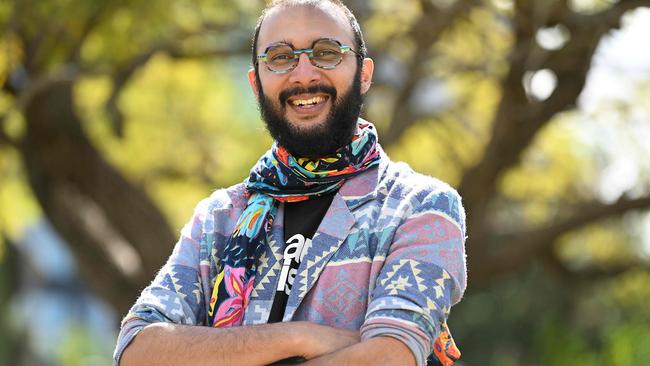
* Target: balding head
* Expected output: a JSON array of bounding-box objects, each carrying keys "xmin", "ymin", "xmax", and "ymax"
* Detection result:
[{"xmin": 251, "ymin": 0, "xmax": 366, "ymax": 73}]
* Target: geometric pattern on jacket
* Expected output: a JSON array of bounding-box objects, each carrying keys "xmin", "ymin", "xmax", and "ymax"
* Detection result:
[{"xmin": 114, "ymin": 152, "xmax": 467, "ymax": 366}]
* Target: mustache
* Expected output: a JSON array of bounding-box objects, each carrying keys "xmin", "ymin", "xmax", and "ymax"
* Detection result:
[{"xmin": 279, "ymin": 84, "xmax": 337, "ymax": 105}]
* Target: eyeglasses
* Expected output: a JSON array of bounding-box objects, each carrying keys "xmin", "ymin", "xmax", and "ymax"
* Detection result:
[{"xmin": 256, "ymin": 38, "xmax": 362, "ymax": 74}]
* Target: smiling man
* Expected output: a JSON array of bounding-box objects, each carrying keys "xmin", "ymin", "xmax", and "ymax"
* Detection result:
[{"xmin": 114, "ymin": 1, "xmax": 467, "ymax": 366}]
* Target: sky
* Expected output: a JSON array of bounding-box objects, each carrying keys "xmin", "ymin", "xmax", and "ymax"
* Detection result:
[
  {"xmin": 529, "ymin": 7, "xmax": 650, "ymax": 254},
  {"xmin": 579, "ymin": 8, "xmax": 650, "ymax": 254},
  {"xmin": 582, "ymin": 8, "xmax": 650, "ymax": 199},
  {"xmin": 582, "ymin": 7, "xmax": 650, "ymax": 111}
]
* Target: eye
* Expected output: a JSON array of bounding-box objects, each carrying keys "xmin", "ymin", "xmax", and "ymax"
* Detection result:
[
  {"xmin": 314, "ymin": 49, "xmax": 339, "ymax": 57},
  {"xmin": 270, "ymin": 53, "xmax": 293, "ymax": 61}
]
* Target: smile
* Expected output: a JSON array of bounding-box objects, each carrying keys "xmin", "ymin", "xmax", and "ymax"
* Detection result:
[
  {"xmin": 286, "ymin": 94, "xmax": 330, "ymax": 116},
  {"xmin": 287, "ymin": 94, "xmax": 329, "ymax": 106},
  {"xmin": 291, "ymin": 96, "xmax": 326, "ymax": 106}
]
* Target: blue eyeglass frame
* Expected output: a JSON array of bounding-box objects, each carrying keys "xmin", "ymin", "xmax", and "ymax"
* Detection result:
[{"xmin": 256, "ymin": 38, "xmax": 363, "ymax": 74}]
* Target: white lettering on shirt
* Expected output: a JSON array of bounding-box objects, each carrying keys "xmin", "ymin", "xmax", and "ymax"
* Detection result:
[{"xmin": 277, "ymin": 234, "xmax": 311, "ymax": 295}]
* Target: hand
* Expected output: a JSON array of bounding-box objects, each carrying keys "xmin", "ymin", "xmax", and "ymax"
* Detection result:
[{"xmin": 293, "ymin": 322, "xmax": 361, "ymax": 360}]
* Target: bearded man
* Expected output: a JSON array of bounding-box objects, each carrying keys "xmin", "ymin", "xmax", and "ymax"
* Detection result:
[{"xmin": 115, "ymin": 1, "xmax": 467, "ymax": 365}]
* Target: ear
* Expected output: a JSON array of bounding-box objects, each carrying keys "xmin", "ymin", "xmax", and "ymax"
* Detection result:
[
  {"xmin": 248, "ymin": 68, "xmax": 260, "ymax": 99},
  {"xmin": 359, "ymin": 58, "xmax": 374, "ymax": 94}
]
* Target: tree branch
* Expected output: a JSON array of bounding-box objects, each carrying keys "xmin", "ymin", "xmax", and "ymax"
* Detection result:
[
  {"xmin": 104, "ymin": 43, "xmax": 162, "ymax": 137},
  {"xmin": 584, "ymin": 0, "xmax": 650, "ymax": 27},
  {"xmin": 564, "ymin": 263, "xmax": 650, "ymax": 281},
  {"xmin": 104, "ymin": 30, "xmax": 249, "ymax": 137},
  {"xmin": 380, "ymin": 0, "xmax": 481, "ymax": 148},
  {"xmin": 471, "ymin": 194, "xmax": 650, "ymax": 287},
  {"xmin": 20, "ymin": 79, "xmax": 178, "ymax": 312},
  {"xmin": 457, "ymin": 0, "xmax": 650, "ymax": 229},
  {"xmin": 68, "ymin": 0, "xmax": 129, "ymax": 64},
  {"xmin": 13, "ymin": 64, "xmax": 80, "ymax": 113},
  {"xmin": 524, "ymin": 194, "xmax": 650, "ymax": 242},
  {"xmin": 10, "ymin": 0, "xmax": 42, "ymax": 74},
  {"xmin": 458, "ymin": 0, "xmax": 543, "ymax": 224},
  {"xmin": 541, "ymin": 242, "xmax": 650, "ymax": 285}
]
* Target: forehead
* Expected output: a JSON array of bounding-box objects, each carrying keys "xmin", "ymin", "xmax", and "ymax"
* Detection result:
[{"xmin": 257, "ymin": 4, "xmax": 355, "ymax": 52}]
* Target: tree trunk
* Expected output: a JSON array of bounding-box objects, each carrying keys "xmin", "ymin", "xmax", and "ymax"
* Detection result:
[{"xmin": 20, "ymin": 80, "xmax": 177, "ymax": 315}]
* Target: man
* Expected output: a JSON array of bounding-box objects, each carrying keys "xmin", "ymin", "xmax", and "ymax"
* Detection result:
[{"xmin": 114, "ymin": 1, "xmax": 466, "ymax": 365}]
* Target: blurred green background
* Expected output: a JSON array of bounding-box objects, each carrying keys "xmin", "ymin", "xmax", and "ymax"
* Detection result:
[{"xmin": 1, "ymin": 0, "xmax": 650, "ymax": 365}]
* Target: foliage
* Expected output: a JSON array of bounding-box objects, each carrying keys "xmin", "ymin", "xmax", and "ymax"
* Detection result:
[
  {"xmin": 56, "ymin": 325, "xmax": 113, "ymax": 366},
  {"xmin": 453, "ymin": 267, "xmax": 650, "ymax": 366},
  {"xmin": 1, "ymin": 0, "xmax": 650, "ymax": 364}
]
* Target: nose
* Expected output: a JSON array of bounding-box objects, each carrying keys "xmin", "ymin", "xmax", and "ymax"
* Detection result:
[{"xmin": 288, "ymin": 53, "xmax": 321, "ymax": 86}]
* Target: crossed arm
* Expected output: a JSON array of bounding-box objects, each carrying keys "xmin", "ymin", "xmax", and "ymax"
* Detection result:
[{"xmin": 119, "ymin": 321, "xmax": 415, "ymax": 366}]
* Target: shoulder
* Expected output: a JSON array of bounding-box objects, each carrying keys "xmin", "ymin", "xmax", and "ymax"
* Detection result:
[
  {"xmin": 180, "ymin": 183, "xmax": 247, "ymax": 237},
  {"xmin": 381, "ymin": 160, "xmax": 465, "ymax": 232},
  {"xmin": 192, "ymin": 182, "xmax": 248, "ymax": 217}
]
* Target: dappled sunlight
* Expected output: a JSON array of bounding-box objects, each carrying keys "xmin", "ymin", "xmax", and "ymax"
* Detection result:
[{"xmin": 2, "ymin": 0, "xmax": 650, "ymax": 365}]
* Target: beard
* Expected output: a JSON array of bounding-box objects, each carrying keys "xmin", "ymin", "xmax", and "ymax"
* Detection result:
[{"xmin": 256, "ymin": 67, "xmax": 363, "ymax": 158}]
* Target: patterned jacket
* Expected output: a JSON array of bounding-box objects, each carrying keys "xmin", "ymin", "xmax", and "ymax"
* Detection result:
[{"xmin": 114, "ymin": 153, "xmax": 467, "ymax": 366}]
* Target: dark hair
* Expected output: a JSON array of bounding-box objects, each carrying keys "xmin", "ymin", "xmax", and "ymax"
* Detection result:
[{"xmin": 251, "ymin": 0, "xmax": 367, "ymax": 74}]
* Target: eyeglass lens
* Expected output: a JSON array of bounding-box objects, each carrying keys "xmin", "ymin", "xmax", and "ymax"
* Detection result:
[{"xmin": 265, "ymin": 39, "xmax": 344, "ymax": 72}]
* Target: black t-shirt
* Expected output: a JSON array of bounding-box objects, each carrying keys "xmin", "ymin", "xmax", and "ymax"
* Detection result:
[
  {"xmin": 265, "ymin": 194, "xmax": 443, "ymax": 366},
  {"xmin": 267, "ymin": 193, "xmax": 335, "ymax": 323}
]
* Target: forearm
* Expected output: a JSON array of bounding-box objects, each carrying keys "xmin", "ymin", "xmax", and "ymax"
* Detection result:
[
  {"xmin": 120, "ymin": 321, "xmax": 308, "ymax": 366},
  {"xmin": 303, "ymin": 337, "xmax": 415, "ymax": 366}
]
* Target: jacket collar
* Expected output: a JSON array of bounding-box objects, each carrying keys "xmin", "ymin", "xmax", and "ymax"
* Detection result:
[
  {"xmin": 242, "ymin": 149, "xmax": 389, "ymax": 323},
  {"xmin": 337, "ymin": 149, "xmax": 388, "ymax": 211}
]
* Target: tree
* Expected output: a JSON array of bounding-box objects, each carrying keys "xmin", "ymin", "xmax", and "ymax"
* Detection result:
[
  {"xmin": 2, "ymin": 0, "xmax": 650, "ymax": 362},
  {"xmin": 1, "ymin": 0, "xmax": 260, "ymax": 313}
]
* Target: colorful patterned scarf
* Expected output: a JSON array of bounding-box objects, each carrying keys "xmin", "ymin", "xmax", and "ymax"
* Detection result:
[{"xmin": 208, "ymin": 120, "xmax": 381, "ymax": 327}]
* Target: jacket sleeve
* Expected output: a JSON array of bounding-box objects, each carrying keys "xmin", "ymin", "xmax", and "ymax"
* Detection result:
[
  {"xmin": 112, "ymin": 199, "xmax": 210, "ymax": 366},
  {"xmin": 360, "ymin": 186, "xmax": 467, "ymax": 366}
]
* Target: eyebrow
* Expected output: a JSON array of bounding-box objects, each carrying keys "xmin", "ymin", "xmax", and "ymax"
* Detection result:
[
  {"xmin": 263, "ymin": 39, "xmax": 295, "ymax": 50},
  {"xmin": 262, "ymin": 38, "xmax": 341, "ymax": 51}
]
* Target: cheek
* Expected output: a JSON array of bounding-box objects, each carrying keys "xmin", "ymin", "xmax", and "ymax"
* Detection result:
[
  {"xmin": 331, "ymin": 65, "xmax": 358, "ymax": 89},
  {"xmin": 259, "ymin": 74, "xmax": 283, "ymax": 98}
]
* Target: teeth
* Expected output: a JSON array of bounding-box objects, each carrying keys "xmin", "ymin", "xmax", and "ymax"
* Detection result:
[{"xmin": 292, "ymin": 96, "xmax": 324, "ymax": 106}]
